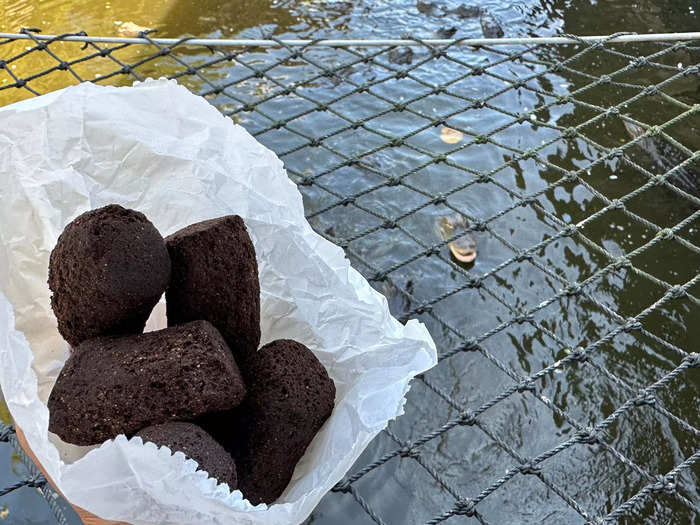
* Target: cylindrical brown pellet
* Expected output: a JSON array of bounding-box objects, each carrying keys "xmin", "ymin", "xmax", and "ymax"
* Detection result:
[
  {"xmin": 165, "ymin": 215, "xmax": 261, "ymax": 364},
  {"xmin": 136, "ymin": 422, "xmax": 238, "ymax": 489},
  {"xmin": 48, "ymin": 321, "xmax": 247, "ymax": 445},
  {"xmin": 235, "ymin": 339, "xmax": 335, "ymax": 505}
]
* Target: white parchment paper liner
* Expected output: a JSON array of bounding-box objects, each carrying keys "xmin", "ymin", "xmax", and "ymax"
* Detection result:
[{"xmin": 0, "ymin": 79, "xmax": 437, "ymax": 525}]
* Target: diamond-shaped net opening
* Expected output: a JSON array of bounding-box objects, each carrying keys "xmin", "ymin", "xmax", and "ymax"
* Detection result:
[{"xmin": 0, "ymin": 30, "xmax": 698, "ymax": 524}]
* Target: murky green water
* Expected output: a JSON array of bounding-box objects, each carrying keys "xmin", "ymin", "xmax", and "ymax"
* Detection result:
[{"xmin": 1, "ymin": 1, "xmax": 698, "ymax": 524}]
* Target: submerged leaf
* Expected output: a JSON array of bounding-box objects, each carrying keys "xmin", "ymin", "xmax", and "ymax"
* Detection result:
[{"xmin": 440, "ymin": 127, "xmax": 463, "ymax": 144}]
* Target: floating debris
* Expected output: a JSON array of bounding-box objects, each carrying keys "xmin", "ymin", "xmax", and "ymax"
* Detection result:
[
  {"xmin": 437, "ymin": 215, "xmax": 478, "ymax": 263},
  {"xmin": 480, "ymin": 10, "xmax": 504, "ymax": 38},
  {"xmin": 436, "ymin": 26, "xmax": 457, "ymax": 38},
  {"xmin": 452, "ymin": 5, "xmax": 482, "ymax": 18},
  {"xmin": 115, "ymin": 21, "xmax": 151, "ymax": 37},
  {"xmin": 622, "ymin": 119, "xmax": 699, "ymax": 196},
  {"xmin": 417, "ymin": 1, "xmax": 481, "ymax": 18},
  {"xmin": 416, "ymin": 1, "xmax": 443, "ymax": 16},
  {"xmin": 440, "ymin": 127, "xmax": 463, "ymax": 144},
  {"xmin": 389, "ymin": 47, "xmax": 414, "ymax": 65}
]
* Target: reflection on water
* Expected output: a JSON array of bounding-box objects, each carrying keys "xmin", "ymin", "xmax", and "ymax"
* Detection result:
[
  {"xmin": 554, "ymin": 0, "xmax": 699, "ymax": 35},
  {"xmin": 0, "ymin": 0, "xmax": 176, "ymax": 104},
  {"xmin": 159, "ymin": 0, "xmax": 299, "ymax": 38},
  {"xmin": 0, "ymin": 0, "xmax": 173, "ymax": 36},
  {"xmin": 0, "ymin": 397, "xmax": 10, "ymax": 426},
  {"xmin": 1, "ymin": 0, "xmax": 698, "ymax": 524}
]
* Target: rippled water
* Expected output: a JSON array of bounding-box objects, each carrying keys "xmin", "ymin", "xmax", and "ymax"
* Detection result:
[{"xmin": 1, "ymin": 1, "xmax": 698, "ymax": 524}]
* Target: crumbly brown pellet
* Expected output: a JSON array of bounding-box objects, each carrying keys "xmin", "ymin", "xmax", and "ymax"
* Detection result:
[
  {"xmin": 136, "ymin": 422, "xmax": 238, "ymax": 489},
  {"xmin": 48, "ymin": 204, "xmax": 171, "ymax": 347},
  {"xmin": 234, "ymin": 339, "xmax": 335, "ymax": 505},
  {"xmin": 165, "ymin": 215, "xmax": 260, "ymax": 364},
  {"xmin": 48, "ymin": 321, "xmax": 246, "ymax": 445}
]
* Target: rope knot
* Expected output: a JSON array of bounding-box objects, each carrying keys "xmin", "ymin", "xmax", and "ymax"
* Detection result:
[
  {"xmin": 372, "ymin": 271, "xmax": 387, "ymax": 282},
  {"xmin": 333, "ymin": 481, "xmax": 352, "ymax": 493},
  {"xmin": 459, "ymin": 410, "xmax": 477, "ymax": 426},
  {"xmin": 414, "ymin": 303, "xmax": 432, "ymax": 315},
  {"xmin": 651, "ymin": 474, "xmax": 676, "ymax": 494},
  {"xmin": 517, "ymin": 380, "xmax": 536, "ymax": 393},
  {"xmin": 399, "ymin": 443, "xmax": 419, "ymax": 459},
  {"xmin": 570, "ymin": 348, "xmax": 588, "ymax": 362},
  {"xmin": 656, "ymin": 228, "xmax": 673, "ymax": 240},
  {"xmin": 564, "ymin": 224, "xmax": 578, "ymax": 236},
  {"xmin": 460, "ymin": 338, "xmax": 478, "ymax": 352},
  {"xmin": 454, "ymin": 498, "xmax": 476, "ymax": 517},
  {"xmin": 667, "ymin": 285, "xmax": 685, "ymax": 300},
  {"xmin": 515, "ymin": 251, "xmax": 532, "ymax": 263},
  {"xmin": 577, "ymin": 426, "xmax": 600, "ymax": 445},
  {"xmin": 623, "ymin": 318, "xmax": 642, "ymax": 332},
  {"xmin": 519, "ymin": 461, "xmax": 542, "ymax": 476},
  {"xmin": 468, "ymin": 277, "xmax": 483, "ymax": 289},
  {"xmin": 515, "ymin": 313, "xmax": 534, "ymax": 324},
  {"xmin": 564, "ymin": 283, "xmax": 582, "ymax": 296},
  {"xmin": 632, "ymin": 392, "xmax": 656, "ymax": 406},
  {"xmin": 683, "ymin": 353, "xmax": 699, "ymax": 368},
  {"xmin": 612, "ymin": 256, "xmax": 631, "ymax": 270}
]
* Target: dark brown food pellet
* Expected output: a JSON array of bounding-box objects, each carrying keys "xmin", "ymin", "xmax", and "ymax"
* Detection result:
[
  {"xmin": 136, "ymin": 422, "xmax": 238, "ymax": 489},
  {"xmin": 48, "ymin": 320, "xmax": 247, "ymax": 445},
  {"xmin": 165, "ymin": 216, "xmax": 260, "ymax": 364},
  {"xmin": 195, "ymin": 408, "xmax": 247, "ymax": 462},
  {"xmin": 48, "ymin": 204, "xmax": 171, "ymax": 347},
  {"xmin": 235, "ymin": 339, "xmax": 335, "ymax": 505}
]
